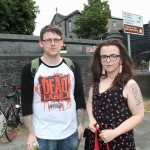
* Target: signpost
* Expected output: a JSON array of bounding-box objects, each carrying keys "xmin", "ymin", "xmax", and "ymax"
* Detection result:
[
  {"xmin": 149, "ymin": 61, "xmax": 150, "ymax": 72},
  {"xmin": 122, "ymin": 12, "xmax": 144, "ymax": 57},
  {"xmin": 123, "ymin": 12, "xmax": 144, "ymax": 35}
]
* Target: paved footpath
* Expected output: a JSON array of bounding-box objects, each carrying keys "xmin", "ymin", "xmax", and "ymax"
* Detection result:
[{"xmin": 0, "ymin": 112, "xmax": 150, "ymax": 150}]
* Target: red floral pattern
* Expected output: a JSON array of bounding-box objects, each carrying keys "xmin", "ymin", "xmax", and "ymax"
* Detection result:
[{"xmin": 88, "ymin": 82, "xmax": 136, "ymax": 150}]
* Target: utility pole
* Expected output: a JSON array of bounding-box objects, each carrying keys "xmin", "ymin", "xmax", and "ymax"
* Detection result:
[{"xmin": 148, "ymin": 21, "xmax": 150, "ymax": 35}]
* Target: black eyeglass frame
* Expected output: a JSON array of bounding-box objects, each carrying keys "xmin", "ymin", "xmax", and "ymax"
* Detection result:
[
  {"xmin": 42, "ymin": 38, "xmax": 62, "ymax": 43},
  {"xmin": 100, "ymin": 54, "xmax": 121, "ymax": 62}
]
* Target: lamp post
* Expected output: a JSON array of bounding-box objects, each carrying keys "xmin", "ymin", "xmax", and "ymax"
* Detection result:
[
  {"xmin": 148, "ymin": 21, "xmax": 150, "ymax": 72},
  {"xmin": 148, "ymin": 21, "xmax": 150, "ymax": 35}
]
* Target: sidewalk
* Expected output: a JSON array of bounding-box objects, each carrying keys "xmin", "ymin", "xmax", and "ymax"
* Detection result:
[{"xmin": 0, "ymin": 112, "xmax": 150, "ymax": 150}]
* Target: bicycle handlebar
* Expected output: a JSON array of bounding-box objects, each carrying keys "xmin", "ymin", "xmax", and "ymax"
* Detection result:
[{"xmin": 3, "ymin": 83, "xmax": 21, "ymax": 91}]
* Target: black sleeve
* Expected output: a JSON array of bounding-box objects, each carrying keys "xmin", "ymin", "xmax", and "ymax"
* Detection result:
[
  {"xmin": 73, "ymin": 60, "xmax": 86, "ymax": 110},
  {"xmin": 21, "ymin": 62, "xmax": 34, "ymax": 116}
]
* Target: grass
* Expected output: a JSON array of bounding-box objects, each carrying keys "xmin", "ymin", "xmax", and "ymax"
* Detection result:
[
  {"xmin": 144, "ymin": 101, "xmax": 150, "ymax": 113},
  {"xmin": 0, "ymin": 122, "xmax": 27, "ymax": 143},
  {"xmin": 143, "ymin": 97, "xmax": 150, "ymax": 113}
]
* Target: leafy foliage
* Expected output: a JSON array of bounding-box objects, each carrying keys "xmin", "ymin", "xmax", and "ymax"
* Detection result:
[
  {"xmin": 72, "ymin": 0, "xmax": 109, "ymax": 39},
  {"xmin": 0, "ymin": 0, "xmax": 40, "ymax": 35}
]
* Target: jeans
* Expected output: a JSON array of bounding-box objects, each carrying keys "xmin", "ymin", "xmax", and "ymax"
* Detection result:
[{"xmin": 36, "ymin": 131, "xmax": 79, "ymax": 150}]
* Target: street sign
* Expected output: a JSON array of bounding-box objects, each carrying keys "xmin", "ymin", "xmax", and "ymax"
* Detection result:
[
  {"xmin": 86, "ymin": 46, "xmax": 96, "ymax": 53},
  {"xmin": 122, "ymin": 12, "xmax": 144, "ymax": 35}
]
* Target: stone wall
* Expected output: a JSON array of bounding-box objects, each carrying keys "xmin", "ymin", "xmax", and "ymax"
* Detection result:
[
  {"xmin": 0, "ymin": 34, "xmax": 150, "ymax": 110},
  {"xmin": 0, "ymin": 34, "xmax": 100, "ymax": 54},
  {"xmin": 0, "ymin": 54, "xmax": 92, "ymax": 110}
]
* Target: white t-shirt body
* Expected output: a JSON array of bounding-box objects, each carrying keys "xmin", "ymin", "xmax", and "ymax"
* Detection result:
[{"xmin": 32, "ymin": 62, "xmax": 77, "ymax": 139}]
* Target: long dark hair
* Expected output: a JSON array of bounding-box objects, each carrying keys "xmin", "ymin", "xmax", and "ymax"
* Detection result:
[{"xmin": 90, "ymin": 38, "xmax": 133, "ymax": 90}]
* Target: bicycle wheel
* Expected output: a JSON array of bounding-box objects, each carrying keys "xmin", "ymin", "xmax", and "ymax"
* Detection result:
[
  {"xmin": 0, "ymin": 110, "xmax": 7, "ymax": 138},
  {"xmin": 5, "ymin": 107, "xmax": 16, "ymax": 141}
]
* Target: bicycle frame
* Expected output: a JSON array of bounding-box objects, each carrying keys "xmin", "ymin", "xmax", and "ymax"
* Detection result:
[
  {"xmin": 3, "ymin": 84, "xmax": 23, "ymax": 141},
  {"xmin": 4, "ymin": 89, "xmax": 21, "ymax": 125},
  {"xmin": 4, "ymin": 99, "xmax": 17, "ymax": 125}
]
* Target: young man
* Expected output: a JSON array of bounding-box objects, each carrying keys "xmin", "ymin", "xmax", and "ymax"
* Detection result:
[{"xmin": 21, "ymin": 25, "xmax": 86, "ymax": 150}]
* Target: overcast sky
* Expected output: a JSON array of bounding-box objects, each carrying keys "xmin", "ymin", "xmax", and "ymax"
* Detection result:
[{"xmin": 33, "ymin": 0, "xmax": 150, "ymax": 35}]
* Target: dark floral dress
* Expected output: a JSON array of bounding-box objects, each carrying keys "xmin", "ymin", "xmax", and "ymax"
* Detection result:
[{"xmin": 88, "ymin": 82, "xmax": 136, "ymax": 150}]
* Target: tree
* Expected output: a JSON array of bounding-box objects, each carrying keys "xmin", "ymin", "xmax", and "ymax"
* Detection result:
[
  {"xmin": 72, "ymin": 0, "xmax": 109, "ymax": 39},
  {"xmin": 0, "ymin": 0, "xmax": 40, "ymax": 35}
]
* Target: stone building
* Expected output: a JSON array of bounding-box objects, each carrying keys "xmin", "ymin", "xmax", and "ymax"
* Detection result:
[
  {"xmin": 51, "ymin": 10, "xmax": 81, "ymax": 38},
  {"xmin": 50, "ymin": 4, "xmax": 123, "ymax": 38}
]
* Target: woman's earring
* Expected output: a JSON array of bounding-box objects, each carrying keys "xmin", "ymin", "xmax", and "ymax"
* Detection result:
[
  {"xmin": 119, "ymin": 64, "xmax": 122, "ymax": 73},
  {"xmin": 102, "ymin": 68, "xmax": 105, "ymax": 74}
]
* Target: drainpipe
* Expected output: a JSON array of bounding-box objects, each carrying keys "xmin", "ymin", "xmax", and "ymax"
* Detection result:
[{"xmin": 65, "ymin": 19, "xmax": 67, "ymax": 38}]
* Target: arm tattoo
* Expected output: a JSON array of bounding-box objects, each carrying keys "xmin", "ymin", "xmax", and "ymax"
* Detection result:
[
  {"xmin": 130, "ymin": 83, "xmax": 143, "ymax": 106},
  {"xmin": 23, "ymin": 115, "xmax": 34, "ymax": 134},
  {"xmin": 77, "ymin": 109, "xmax": 86, "ymax": 126}
]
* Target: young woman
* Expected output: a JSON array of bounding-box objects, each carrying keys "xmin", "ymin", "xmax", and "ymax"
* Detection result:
[{"xmin": 86, "ymin": 38, "xmax": 144, "ymax": 150}]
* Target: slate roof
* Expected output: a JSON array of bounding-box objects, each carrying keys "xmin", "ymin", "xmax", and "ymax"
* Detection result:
[
  {"xmin": 50, "ymin": 10, "xmax": 81, "ymax": 24},
  {"xmin": 105, "ymin": 29, "xmax": 124, "ymax": 40}
]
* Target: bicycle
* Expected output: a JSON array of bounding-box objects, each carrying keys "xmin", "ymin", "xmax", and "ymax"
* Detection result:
[{"xmin": 3, "ymin": 83, "xmax": 24, "ymax": 141}]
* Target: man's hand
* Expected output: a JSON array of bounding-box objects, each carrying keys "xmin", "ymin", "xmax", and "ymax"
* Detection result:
[
  {"xmin": 27, "ymin": 134, "xmax": 39, "ymax": 150},
  {"xmin": 23, "ymin": 116, "xmax": 38, "ymax": 150},
  {"xmin": 78, "ymin": 123, "xmax": 84, "ymax": 142}
]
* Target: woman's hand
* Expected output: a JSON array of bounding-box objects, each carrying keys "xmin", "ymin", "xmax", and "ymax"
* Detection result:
[
  {"xmin": 99, "ymin": 129, "xmax": 117, "ymax": 143},
  {"xmin": 88, "ymin": 118, "xmax": 99, "ymax": 133}
]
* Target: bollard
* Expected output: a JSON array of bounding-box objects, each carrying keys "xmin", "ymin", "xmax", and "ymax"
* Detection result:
[{"xmin": 149, "ymin": 61, "xmax": 150, "ymax": 72}]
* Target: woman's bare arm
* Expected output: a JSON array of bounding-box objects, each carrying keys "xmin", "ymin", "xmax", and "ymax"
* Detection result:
[
  {"xmin": 87, "ymin": 87, "xmax": 97, "ymax": 132},
  {"xmin": 114, "ymin": 79, "xmax": 144, "ymax": 136}
]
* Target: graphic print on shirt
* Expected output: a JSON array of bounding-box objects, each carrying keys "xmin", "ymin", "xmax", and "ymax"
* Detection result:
[{"xmin": 35, "ymin": 73, "xmax": 72, "ymax": 111}]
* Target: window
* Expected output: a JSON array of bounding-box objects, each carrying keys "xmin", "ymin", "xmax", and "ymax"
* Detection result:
[
  {"xmin": 112, "ymin": 21, "xmax": 117, "ymax": 30},
  {"xmin": 69, "ymin": 20, "xmax": 72, "ymax": 32},
  {"xmin": 59, "ymin": 24, "xmax": 62, "ymax": 29}
]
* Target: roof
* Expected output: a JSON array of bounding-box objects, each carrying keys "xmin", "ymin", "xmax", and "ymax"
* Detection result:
[
  {"xmin": 105, "ymin": 30, "xmax": 124, "ymax": 40},
  {"xmin": 109, "ymin": 16, "xmax": 123, "ymax": 20},
  {"xmin": 50, "ymin": 10, "xmax": 81, "ymax": 24},
  {"xmin": 50, "ymin": 13, "xmax": 65, "ymax": 24}
]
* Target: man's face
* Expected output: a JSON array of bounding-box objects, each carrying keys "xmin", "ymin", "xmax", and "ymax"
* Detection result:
[{"xmin": 39, "ymin": 32, "xmax": 63, "ymax": 57}]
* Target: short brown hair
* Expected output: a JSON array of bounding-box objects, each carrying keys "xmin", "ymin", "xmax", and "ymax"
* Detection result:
[
  {"xmin": 40, "ymin": 24, "xmax": 63, "ymax": 40},
  {"xmin": 90, "ymin": 38, "xmax": 133, "ymax": 90}
]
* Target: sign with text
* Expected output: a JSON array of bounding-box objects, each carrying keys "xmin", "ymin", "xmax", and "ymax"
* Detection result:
[
  {"xmin": 86, "ymin": 46, "xmax": 96, "ymax": 53},
  {"xmin": 122, "ymin": 12, "xmax": 144, "ymax": 35}
]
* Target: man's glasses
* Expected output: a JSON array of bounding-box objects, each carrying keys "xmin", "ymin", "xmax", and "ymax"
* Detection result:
[
  {"xmin": 100, "ymin": 54, "xmax": 121, "ymax": 62},
  {"xmin": 42, "ymin": 38, "xmax": 62, "ymax": 44}
]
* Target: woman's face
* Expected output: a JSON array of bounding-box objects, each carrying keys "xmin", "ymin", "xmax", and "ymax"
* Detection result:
[{"xmin": 100, "ymin": 45, "xmax": 122, "ymax": 74}]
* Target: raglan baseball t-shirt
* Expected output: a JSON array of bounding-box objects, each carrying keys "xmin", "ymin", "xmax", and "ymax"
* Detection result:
[{"xmin": 21, "ymin": 58, "xmax": 86, "ymax": 139}]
